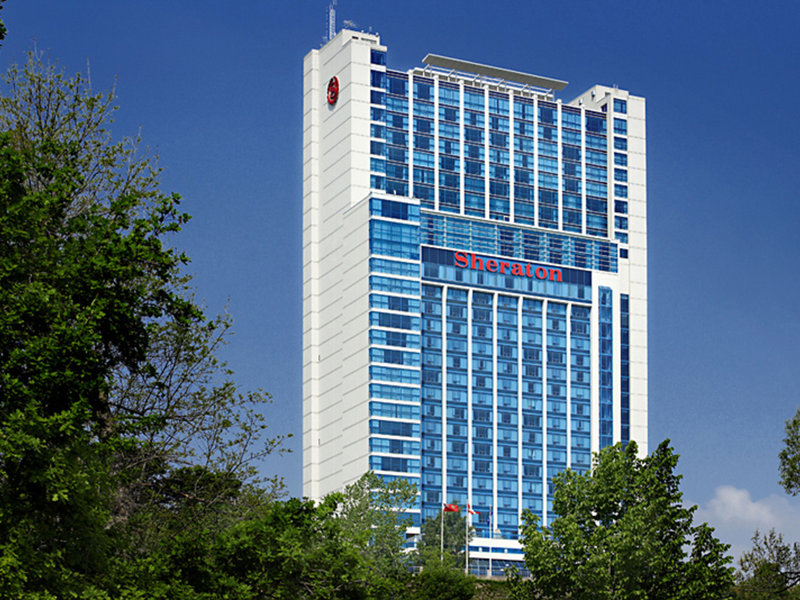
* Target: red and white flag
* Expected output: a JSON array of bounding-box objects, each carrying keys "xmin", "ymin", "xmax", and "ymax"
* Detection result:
[
  {"xmin": 467, "ymin": 504, "xmax": 479, "ymax": 515},
  {"xmin": 443, "ymin": 503, "xmax": 459, "ymax": 512}
]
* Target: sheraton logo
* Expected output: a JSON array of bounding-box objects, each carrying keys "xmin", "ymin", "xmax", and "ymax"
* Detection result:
[{"xmin": 454, "ymin": 251, "xmax": 563, "ymax": 282}]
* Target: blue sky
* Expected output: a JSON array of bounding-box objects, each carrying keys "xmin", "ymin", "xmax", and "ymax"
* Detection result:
[{"xmin": 5, "ymin": 0, "xmax": 799, "ymax": 559}]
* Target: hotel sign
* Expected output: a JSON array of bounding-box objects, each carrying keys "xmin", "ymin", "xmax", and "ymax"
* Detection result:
[
  {"xmin": 454, "ymin": 251, "xmax": 562, "ymax": 282},
  {"xmin": 327, "ymin": 76, "xmax": 339, "ymax": 105}
]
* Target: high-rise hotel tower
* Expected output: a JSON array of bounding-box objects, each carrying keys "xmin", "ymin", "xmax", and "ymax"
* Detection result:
[{"xmin": 303, "ymin": 29, "xmax": 647, "ymax": 572}]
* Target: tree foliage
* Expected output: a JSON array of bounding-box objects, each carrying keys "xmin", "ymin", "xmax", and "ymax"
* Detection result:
[
  {"xmin": 411, "ymin": 561, "xmax": 476, "ymax": 600},
  {"xmin": 0, "ymin": 51, "xmax": 285, "ymax": 598},
  {"xmin": 337, "ymin": 471, "xmax": 418, "ymax": 598},
  {"xmin": 513, "ymin": 440, "xmax": 734, "ymax": 600},
  {"xmin": 735, "ymin": 529, "xmax": 800, "ymax": 599},
  {"xmin": 104, "ymin": 472, "xmax": 418, "ymax": 599},
  {"xmin": 779, "ymin": 409, "xmax": 800, "ymax": 496},
  {"xmin": 416, "ymin": 507, "xmax": 472, "ymax": 566}
]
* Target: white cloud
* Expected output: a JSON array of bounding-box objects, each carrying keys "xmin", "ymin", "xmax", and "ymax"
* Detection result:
[{"xmin": 692, "ymin": 486, "xmax": 800, "ymax": 563}]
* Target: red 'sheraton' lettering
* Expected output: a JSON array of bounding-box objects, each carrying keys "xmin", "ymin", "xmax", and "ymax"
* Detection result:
[{"xmin": 453, "ymin": 252, "xmax": 562, "ymax": 282}]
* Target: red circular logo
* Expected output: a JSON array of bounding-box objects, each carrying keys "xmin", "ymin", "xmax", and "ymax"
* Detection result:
[{"xmin": 327, "ymin": 76, "xmax": 339, "ymax": 105}]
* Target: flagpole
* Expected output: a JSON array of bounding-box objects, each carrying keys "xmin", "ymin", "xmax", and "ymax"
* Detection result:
[
  {"xmin": 465, "ymin": 509, "xmax": 469, "ymax": 575},
  {"xmin": 488, "ymin": 507, "xmax": 492, "ymax": 576},
  {"xmin": 440, "ymin": 505, "xmax": 444, "ymax": 562}
]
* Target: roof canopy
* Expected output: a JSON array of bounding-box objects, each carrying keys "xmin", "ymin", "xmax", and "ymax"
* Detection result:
[{"xmin": 422, "ymin": 54, "xmax": 568, "ymax": 92}]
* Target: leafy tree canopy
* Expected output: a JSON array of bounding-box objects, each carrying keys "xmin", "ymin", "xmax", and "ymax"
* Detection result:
[
  {"xmin": 779, "ymin": 409, "xmax": 800, "ymax": 496},
  {"xmin": 514, "ymin": 440, "xmax": 734, "ymax": 600},
  {"xmin": 0, "ymin": 51, "xmax": 285, "ymax": 598},
  {"xmin": 735, "ymin": 529, "xmax": 800, "ymax": 599},
  {"xmin": 417, "ymin": 507, "xmax": 473, "ymax": 567}
]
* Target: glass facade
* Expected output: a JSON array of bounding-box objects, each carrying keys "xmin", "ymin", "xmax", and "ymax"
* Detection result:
[
  {"xmin": 363, "ymin": 51, "xmax": 639, "ymax": 563},
  {"xmin": 305, "ymin": 31, "xmax": 645, "ymax": 578}
]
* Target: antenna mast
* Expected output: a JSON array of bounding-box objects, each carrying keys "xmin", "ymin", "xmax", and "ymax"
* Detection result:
[{"xmin": 325, "ymin": 0, "xmax": 337, "ymax": 43}]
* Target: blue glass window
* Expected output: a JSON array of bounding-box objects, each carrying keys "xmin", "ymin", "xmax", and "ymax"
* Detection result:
[
  {"xmin": 599, "ymin": 287, "xmax": 613, "ymax": 448},
  {"xmin": 464, "ymin": 88, "xmax": 484, "ymax": 110},
  {"xmin": 585, "ymin": 134, "xmax": 607, "ymax": 150},
  {"xmin": 613, "ymin": 118, "xmax": 627, "ymax": 135},
  {"xmin": 439, "ymin": 84, "xmax": 459, "ymax": 106},
  {"xmin": 369, "ymin": 456, "xmax": 420, "ymax": 473},
  {"xmin": 369, "ymin": 329, "xmax": 420, "ymax": 349},
  {"xmin": 585, "ymin": 115, "xmax": 607, "ymax": 133},
  {"xmin": 370, "ymin": 419, "xmax": 420, "ymax": 438},
  {"xmin": 369, "ymin": 276, "xmax": 420, "ymax": 295},
  {"xmin": 371, "ymin": 70, "xmax": 386, "ymax": 88},
  {"xmin": 585, "ymin": 150, "xmax": 606, "ymax": 166},
  {"xmin": 371, "ymin": 141, "xmax": 385, "ymax": 156},
  {"xmin": 370, "ymin": 124, "xmax": 386, "ymax": 139},
  {"xmin": 387, "ymin": 74, "xmax": 408, "ymax": 96},
  {"xmin": 372, "ymin": 385, "xmax": 420, "ymax": 406},
  {"xmin": 613, "ymin": 98, "xmax": 627, "ymax": 114},
  {"xmin": 370, "ymin": 365, "xmax": 420, "ymax": 384},
  {"xmin": 370, "ymin": 198, "xmax": 419, "ymax": 221},
  {"xmin": 370, "ymin": 311, "xmax": 421, "ymax": 330},
  {"xmin": 370, "ymin": 437, "xmax": 420, "ymax": 455},
  {"xmin": 413, "ymin": 79, "xmax": 433, "ymax": 101},
  {"xmin": 371, "ymin": 50, "xmax": 386, "ymax": 65},
  {"xmin": 620, "ymin": 294, "xmax": 630, "ymax": 444},
  {"xmin": 369, "ymin": 402, "xmax": 420, "ymax": 420},
  {"xmin": 370, "ymin": 294, "xmax": 420, "ymax": 312},
  {"xmin": 371, "ymin": 90, "xmax": 385, "ymax": 105}
]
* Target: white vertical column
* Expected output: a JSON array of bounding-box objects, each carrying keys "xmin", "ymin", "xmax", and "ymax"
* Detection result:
[
  {"xmin": 556, "ymin": 100, "xmax": 563, "ymax": 231},
  {"xmin": 580, "ymin": 106, "xmax": 587, "ymax": 235},
  {"xmin": 613, "ymin": 291, "xmax": 622, "ymax": 444},
  {"xmin": 409, "ymin": 75, "xmax": 415, "ymax": 200},
  {"xmin": 433, "ymin": 77, "xmax": 440, "ymax": 213},
  {"xmin": 516, "ymin": 295, "xmax": 523, "ymax": 527},
  {"xmin": 483, "ymin": 88, "xmax": 490, "ymax": 220},
  {"xmin": 509, "ymin": 96, "xmax": 516, "ymax": 223},
  {"xmin": 491, "ymin": 291, "xmax": 498, "ymax": 535},
  {"xmin": 605, "ymin": 106, "xmax": 613, "ymax": 238},
  {"xmin": 441, "ymin": 285, "xmax": 448, "ymax": 506},
  {"xmin": 459, "ymin": 82, "xmax": 465, "ymax": 215},
  {"xmin": 590, "ymin": 286, "xmax": 600, "ymax": 455},
  {"xmin": 541, "ymin": 299, "xmax": 549, "ymax": 525},
  {"xmin": 565, "ymin": 303, "xmax": 572, "ymax": 469},
  {"xmin": 533, "ymin": 96, "xmax": 539, "ymax": 228},
  {"xmin": 466, "ymin": 285, "xmax": 473, "ymax": 517}
]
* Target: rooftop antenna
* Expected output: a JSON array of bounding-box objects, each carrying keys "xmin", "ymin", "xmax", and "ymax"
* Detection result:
[{"xmin": 325, "ymin": 0, "xmax": 337, "ymax": 43}]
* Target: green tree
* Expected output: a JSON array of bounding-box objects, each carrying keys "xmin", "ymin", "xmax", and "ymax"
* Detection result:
[
  {"xmin": 417, "ymin": 507, "xmax": 473, "ymax": 566},
  {"xmin": 0, "ymin": 52, "xmax": 286, "ymax": 598},
  {"xmin": 734, "ymin": 530, "xmax": 800, "ymax": 598},
  {"xmin": 210, "ymin": 495, "xmax": 369, "ymax": 600},
  {"xmin": 337, "ymin": 471, "xmax": 418, "ymax": 599},
  {"xmin": 411, "ymin": 561, "xmax": 476, "ymax": 600},
  {"xmin": 514, "ymin": 440, "xmax": 734, "ymax": 600},
  {"xmin": 107, "ymin": 312, "xmax": 288, "ymax": 555},
  {"xmin": 0, "ymin": 125, "xmax": 190, "ymax": 597},
  {"xmin": 0, "ymin": 1, "xmax": 6, "ymax": 46},
  {"xmin": 779, "ymin": 409, "xmax": 800, "ymax": 496}
]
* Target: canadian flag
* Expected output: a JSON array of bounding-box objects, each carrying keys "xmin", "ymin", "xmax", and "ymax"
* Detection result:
[
  {"xmin": 443, "ymin": 503, "xmax": 459, "ymax": 512},
  {"xmin": 467, "ymin": 504, "xmax": 479, "ymax": 515}
]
